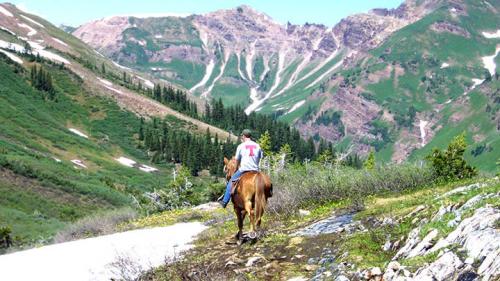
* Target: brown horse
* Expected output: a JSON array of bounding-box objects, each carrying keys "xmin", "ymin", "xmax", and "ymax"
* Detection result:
[{"xmin": 223, "ymin": 157, "xmax": 272, "ymax": 243}]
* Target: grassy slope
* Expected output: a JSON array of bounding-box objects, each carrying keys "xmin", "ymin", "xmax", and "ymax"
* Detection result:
[{"xmin": 0, "ymin": 56, "xmax": 173, "ymax": 244}]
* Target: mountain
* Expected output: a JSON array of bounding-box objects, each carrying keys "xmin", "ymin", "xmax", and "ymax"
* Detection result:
[
  {"xmin": 0, "ymin": 2, "xmax": 235, "ymax": 247},
  {"xmin": 73, "ymin": 0, "xmax": 500, "ymax": 171}
]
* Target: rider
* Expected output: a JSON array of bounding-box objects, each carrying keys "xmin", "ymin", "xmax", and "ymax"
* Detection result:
[{"xmin": 219, "ymin": 129, "xmax": 263, "ymax": 208}]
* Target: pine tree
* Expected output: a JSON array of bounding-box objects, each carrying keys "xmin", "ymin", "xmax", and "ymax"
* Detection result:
[
  {"xmin": 258, "ymin": 131, "xmax": 272, "ymax": 157},
  {"xmin": 363, "ymin": 149, "xmax": 376, "ymax": 170}
]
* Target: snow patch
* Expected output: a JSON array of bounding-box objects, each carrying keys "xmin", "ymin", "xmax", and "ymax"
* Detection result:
[
  {"xmin": 245, "ymin": 49, "xmax": 287, "ymax": 114},
  {"xmin": 419, "ymin": 120, "xmax": 428, "ymax": 147},
  {"xmin": 245, "ymin": 41, "xmax": 256, "ymax": 81},
  {"xmin": 482, "ymin": 30, "xmax": 500, "ymax": 39},
  {"xmin": 18, "ymin": 23, "xmax": 37, "ymax": 36},
  {"xmin": 98, "ymin": 78, "xmax": 123, "ymax": 94},
  {"xmin": 0, "ymin": 222, "xmax": 207, "ymax": 281},
  {"xmin": 0, "ymin": 26, "xmax": 16, "ymax": 36},
  {"xmin": 201, "ymin": 50, "xmax": 229, "ymax": 99},
  {"xmin": 20, "ymin": 15, "xmax": 45, "ymax": 28},
  {"xmin": 190, "ymin": 59, "xmax": 215, "ymax": 92},
  {"xmin": 296, "ymin": 34, "xmax": 340, "ymax": 85},
  {"xmin": 71, "ymin": 159, "xmax": 87, "ymax": 168},
  {"xmin": 52, "ymin": 157, "xmax": 61, "ymax": 163},
  {"xmin": 236, "ymin": 52, "xmax": 249, "ymax": 82},
  {"xmin": 440, "ymin": 62, "xmax": 449, "ymax": 69},
  {"xmin": 136, "ymin": 76, "xmax": 154, "ymax": 89},
  {"xmin": 154, "ymin": 34, "xmax": 163, "ymax": 39},
  {"xmin": 259, "ymin": 56, "xmax": 270, "ymax": 82},
  {"xmin": 26, "ymin": 40, "xmax": 71, "ymax": 64},
  {"xmin": 115, "ymin": 157, "xmax": 136, "ymax": 167},
  {"xmin": 51, "ymin": 37, "xmax": 68, "ymax": 47},
  {"xmin": 0, "ymin": 49, "xmax": 23, "ymax": 64},
  {"xmin": 0, "ymin": 39, "xmax": 24, "ymax": 52},
  {"xmin": 286, "ymin": 100, "xmax": 306, "ymax": 114},
  {"xmin": 463, "ymin": 78, "xmax": 485, "ymax": 96},
  {"xmin": 274, "ymin": 53, "xmax": 312, "ymax": 97},
  {"xmin": 0, "ymin": 5, "xmax": 13, "ymax": 17},
  {"xmin": 68, "ymin": 128, "xmax": 89, "ymax": 139},
  {"xmin": 305, "ymin": 54, "xmax": 344, "ymax": 89},
  {"xmin": 482, "ymin": 46, "xmax": 500, "ymax": 76},
  {"xmin": 139, "ymin": 164, "xmax": 158, "ymax": 173},
  {"xmin": 98, "ymin": 78, "xmax": 113, "ymax": 87},
  {"xmin": 112, "ymin": 61, "xmax": 131, "ymax": 70}
]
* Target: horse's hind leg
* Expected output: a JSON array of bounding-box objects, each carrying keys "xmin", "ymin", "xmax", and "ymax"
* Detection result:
[
  {"xmin": 244, "ymin": 200, "xmax": 257, "ymax": 238},
  {"xmin": 235, "ymin": 209, "xmax": 245, "ymax": 242}
]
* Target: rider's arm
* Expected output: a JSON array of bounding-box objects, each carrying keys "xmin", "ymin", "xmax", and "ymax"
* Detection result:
[{"xmin": 235, "ymin": 145, "xmax": 242, "ymax": 169}]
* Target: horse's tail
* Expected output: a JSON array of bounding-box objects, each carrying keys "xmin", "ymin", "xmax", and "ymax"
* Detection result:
[{"xmin": 254, "ymin": 173, "xmax": 270, "ymax": 227}]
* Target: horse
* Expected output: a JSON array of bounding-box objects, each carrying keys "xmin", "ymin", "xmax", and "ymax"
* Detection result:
[{"xmin": 223, "ymin": 157, "xmax": 272, "ymax": 243}]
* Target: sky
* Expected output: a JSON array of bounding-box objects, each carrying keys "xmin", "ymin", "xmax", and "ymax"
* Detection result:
[{"xmin": 8, "ymin": 0, "xmax": 404, "ymax": 27}]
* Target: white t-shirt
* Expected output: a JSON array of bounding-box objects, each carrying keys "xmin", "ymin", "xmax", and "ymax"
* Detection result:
[{"xmin": 235, "ymin": 139, "xmax": 263, "ymax": 172}]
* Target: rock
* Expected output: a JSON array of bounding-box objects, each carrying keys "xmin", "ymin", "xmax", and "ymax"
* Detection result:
[
  {"xmin": 464, "ymin": 257, "xmax": 474, "ymax": 265},
  {"xmin": 308, "ymin": 257, "xmax": 318, "ymax": 264},
  {"xmin": 393, "ymin": 227, "xmax": 421, "ymax": 260},
  {"xmin": 456, "ymin": 271, "xmax": 479, "ymax": 281},
  {"xmin": 383, "ymin": 239, "xmax": 392, "ymax": 251},
  {"xmin": 364, "ymin": 267, "xmax": 383, "ymax": 279},
  {"xmin": 319, "ymin": 256, "xmax": 335, "ymax": 265},
  {"xmin": 406, "ymin": 229, "xmax": 438, "ymax": 258},
  {"xmin": 287, "ymin": 277, "xmax": 308, "ymax": 281},
  {"xmin": 299, "ymin": 209, "xmax": 311, "ymax": 216},
  {"xmin": 387, "ymin": 261, "xmax": 401, "ymax": 271},
  {"xmin": 305, "ymin": 264, "xmax": 318, "ymax": 271},
  {"xmin": 335, "ymin": 275, "xmax": 349, "ymax": 281},
  {"xmin": 224, "ymin": 261, "xmax": 237, "ymax": 267},
  {"xmin": 294, "ymin": 213, "xmax": 355, "ymax": 236},
  {"xmin": 439, "ymin": 183, "xmax": 486, "ymax": 198},
  {"xmin": 413, "ymin": 252, "xmax": 464, "ymax": 281},
  {"xmin": 405, "ymin": 205, "xmax": 426, "ymax": 219},
  {"xmin": 382, "ymin": 217, "xmax": 395, "ymax": 226},
  {"xmin": 245, "ymin": 256, "xmax": 262, "ymax": 267}
]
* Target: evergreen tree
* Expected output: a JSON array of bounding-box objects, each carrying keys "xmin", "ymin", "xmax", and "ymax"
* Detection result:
[{"xmin": 363, "ymin": 149, "xmax": 376, "ymax": 170}]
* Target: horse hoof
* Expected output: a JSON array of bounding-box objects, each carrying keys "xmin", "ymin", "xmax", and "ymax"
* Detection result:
[{"xmin": 237, "ymin": 239, "xmax": 243, "ymax": 246}]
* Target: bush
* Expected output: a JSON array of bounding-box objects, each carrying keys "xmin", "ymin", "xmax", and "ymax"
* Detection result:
[
  {"xmin": 268, "ymin": 163, "xmax": 435, "ymax": 216},
  {"xmin": 426, "ymin": 133, "xmax": 477, "ymax": 181},
  {"xmin": 54, "ymin": 208, "xmax": 137, "ymax": 243},
  {"xmin": 0, "ymin": 226, "xmax": 13, "ymax": 249}
]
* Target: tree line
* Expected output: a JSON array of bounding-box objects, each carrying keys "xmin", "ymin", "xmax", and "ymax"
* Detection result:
[{"xmin": 139, "ymin": 118, "xmax": 236, "ymax": 175}]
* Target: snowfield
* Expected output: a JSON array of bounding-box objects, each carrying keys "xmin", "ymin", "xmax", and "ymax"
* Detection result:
[
  {"xmin": 0, "ymin": 49, "xmax": 23, "ymax": 64},
  {"xmin": 0, "ymin": 222, "xmax": 207, "ymax": 281},
  {"xmin": 482, "ymin": 30, "xmax": 500, "ymax": 39},
  {"xmin": 419, "ymin": 120, "xmax": 428, "ymax": 147},
  {"xmin": 0, "ymin": 5, "xmax": 13, "ymax": 17},
  {"xmin": 18, "ymin": 23, "xmax": 37, "ymax": 36},
  {"xmin": 20, "ymin": 15, "xmax": 45, "ymax": 28},
  {"xmin": 286, "ymin": 100, "xmax": 306, "ymax": 114},
  {"xmin": 68, "ymin": 128, "xmax": 89, "ymax": 138},
  {"xmin": 51, "ymin": 37, "xmax": 68, "ymax": 47},
  {"xmin": 115, "ymin": 156, "xmax": 158, "ymax": 173},
  {"xmin": 482, "ymin": 46, "xmax": 500, "ymax": 76}
]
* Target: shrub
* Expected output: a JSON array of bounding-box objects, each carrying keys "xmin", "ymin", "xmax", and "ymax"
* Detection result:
[
  {"xmin": 0, "ymin": 226, "xmax": 13, "ymax": 249},
  {"xmin": 426, "ymin": 133, "xmax": 477, "ymax": 181},
  {"xmin": 267, "ymin": 163, "xmax": 435, "ymax": 216},
  {"xmin": 53, "ymin": 208, "xmax": 137, "ymax": 243}
]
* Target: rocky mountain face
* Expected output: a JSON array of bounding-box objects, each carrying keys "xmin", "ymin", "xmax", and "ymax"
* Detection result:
[{"xmin": 73, "ymin": 0, "xmax": 500, "ymax": 171}]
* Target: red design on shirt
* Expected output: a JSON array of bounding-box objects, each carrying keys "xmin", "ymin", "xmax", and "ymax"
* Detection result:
[{"xmin": 245, "ymin": 145, "xmax": 256, "ymax": 156}]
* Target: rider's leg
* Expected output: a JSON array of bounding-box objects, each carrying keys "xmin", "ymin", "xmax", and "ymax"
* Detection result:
[{"xmin": 222, "ymin": 170, "xmax": 243, "ymax": 205}]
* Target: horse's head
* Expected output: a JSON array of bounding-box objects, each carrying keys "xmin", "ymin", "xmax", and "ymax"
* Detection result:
[{"xmin": 223, "ymin": 157, "xmax": 238, "ymax": 181}]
